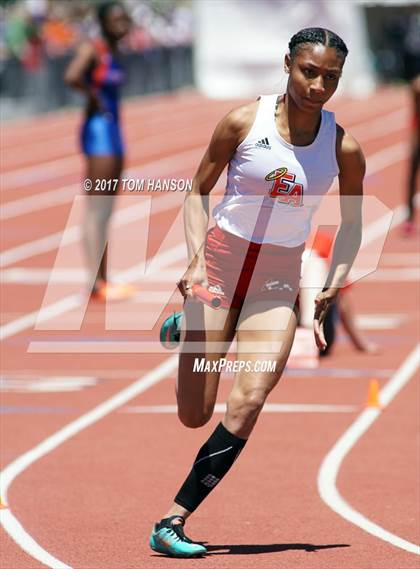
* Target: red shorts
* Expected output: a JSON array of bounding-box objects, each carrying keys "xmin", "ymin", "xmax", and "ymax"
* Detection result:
[{"xmin": 204, "ymin": 224, "xmax": 304, "ymax": 309}]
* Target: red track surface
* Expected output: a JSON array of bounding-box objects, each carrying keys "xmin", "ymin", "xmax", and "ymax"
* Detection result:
[{"xmin": 1, "ymin": 87, "xmax": 419, "ymax": 569}]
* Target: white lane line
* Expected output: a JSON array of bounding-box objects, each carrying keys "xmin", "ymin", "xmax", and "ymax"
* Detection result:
[
  {"xmin": 349, "ymin": 108, "xmax": 408, "ymax": 142},
  {"xmin": 0, "ymin": 240, "xmax": 185, "ymax": 341},
  {"xmin": 317, "ymin": 344, "xmax": 420, "ymax": 555},
  {"xmin": 1, "ymin": 268, "xmax": 88, "ymax": 284},
  {"xmin": 357, "ymin": 192, "xmax": 419, "ymax": 254},
  {"xmin": 2, "ymin": 135, "xmax": 74, "ymax": 168},
  {"xmin": 350, "ymin": 267, "xmax": 420, "ymax": 282},
  {"xmin": 0, "ymin": 185, "xmax": 77, "ymax": 220},
  {"xmin": 1, "ymin": 267, "xmax": 182, "ymax": 284},
  {"xmin": 0, "ymin": 513, "xmax": 72, "ymax": 569},
  {"xmin": 379, "ymin": 346, "xmax": 419, "ymax": 407},
  {"xmin": 379, "ymin": 252, "xmax": 420, "ymax": 265},
  {"xmin": 122, "ymin": 403, "xmax": 358, "ymax": 414},
  {"xmin": 0, "ymin": 355, "xmax": 178, "ymax": 569},
  {"xmin": 2, "ymin": 155, "xmax": 81, "ymax": 189},
  {"xmin": 0, "ymin": 370, "xmax": 146, "ymax": 379},
  {"xmin": 0, "ymin": 227, "xmax": 80, "ymax": 269},
  {"xmin": 359, "ymin": 187, "xmax": 407, "ymax": 252},
  {"xmin": 0, "ymin": 295, "xmax": 81, "ymax": 341},
  {"xmin": 365, "ymin": 140, "xmax": 408, "ymax": 177},
  {"xmin": 354, "ymin": 252, "xmax": 420, "ymax": 266},
  {"xmin": 0, "ymin": 187, "xmax": 178, "ymax": 268},
  {"xmin": 0, "ymin": 376, "xmax": 98, "ymax": 393},
  {"xmin": 355, "ymin": 314, "xmax": 406, "ymax": 330}
]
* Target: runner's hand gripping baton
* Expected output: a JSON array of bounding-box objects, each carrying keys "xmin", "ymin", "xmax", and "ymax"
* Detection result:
[{"xmin": 191, "ymin": 284, "xmax": 222, "ymax": 309}]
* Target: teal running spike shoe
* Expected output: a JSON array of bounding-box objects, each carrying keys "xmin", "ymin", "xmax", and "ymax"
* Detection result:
[
  {"xmin": 159, "ymin": 311, "xmax": 183, "ymax": 350},
  {"xmin": 149, "ymin": 515, "xmax": 207, "ymax": 558}
]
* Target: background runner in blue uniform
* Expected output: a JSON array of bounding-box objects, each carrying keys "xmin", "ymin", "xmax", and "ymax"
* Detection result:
[{"xmin": 65, "ymin": 1, "xmax": 130, "ymax": 299}]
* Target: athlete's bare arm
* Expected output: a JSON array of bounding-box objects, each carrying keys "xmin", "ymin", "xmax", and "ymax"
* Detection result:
[
  {"xmin": 180, "ymin": 102, "xmax": 258, "ymax": 296},
  {"xmin": 330, "ymin": 125, "xmax": 365, "ymax": 287},
  {"xmin": 64, "ymin": 42, "xmax": 96, "ymax": 91},
  {"xmin": 314, "ymin": 125, "xmax": 364, "ymax": 350}
]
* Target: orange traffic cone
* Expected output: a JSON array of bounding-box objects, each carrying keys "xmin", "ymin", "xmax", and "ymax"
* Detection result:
[{"xmin": 366, "ymin": 379, "xmax": 381, "ymax": 408}]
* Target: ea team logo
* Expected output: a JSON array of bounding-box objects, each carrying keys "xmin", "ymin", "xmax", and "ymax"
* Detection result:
[{"xmin": 265, "ymin": 167, "xmax": 304, "ymax": 207}]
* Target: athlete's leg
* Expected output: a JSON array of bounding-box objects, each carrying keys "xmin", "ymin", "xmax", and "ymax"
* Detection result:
[
  {"xmin": 149, "ymin": 300, "xmax": 240, "ymax": 556},
  {"xmin": 84, "ymin": 155, "xmax": 123, "ymax": 290},
  {"xmin": 164, "ymin": 301, "xmax": 297, "ymax": 524},
  {"xmin": 407, "ymin": 77, "xmax": 420, "ymax": 223},
  {"xmin": 176, "ymin": 298, "xmax": 240, "ymax": 428},
  {"xmin": 224, "ymin": 300, "xmax": 298, "ymax": 438}
]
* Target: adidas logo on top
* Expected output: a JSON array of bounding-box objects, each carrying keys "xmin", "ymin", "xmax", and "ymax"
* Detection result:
[{"xmin": 255, "ymin": 137, "xmax": 271, "ymax": 149}]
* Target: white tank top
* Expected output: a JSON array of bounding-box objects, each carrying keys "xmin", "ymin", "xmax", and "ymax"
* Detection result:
[{"xmin": 213, "ymin": 94, "xmax": 339, "ymax": 246}]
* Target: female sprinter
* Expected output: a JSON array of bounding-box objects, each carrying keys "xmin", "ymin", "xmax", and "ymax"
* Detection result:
[
  {"xmin": 150, "ymin": 27, "xmax": 364, "ymax": 557},
  {"xmin": 65, "ymin": 2, "xmax": 131, "ymax": 298}
]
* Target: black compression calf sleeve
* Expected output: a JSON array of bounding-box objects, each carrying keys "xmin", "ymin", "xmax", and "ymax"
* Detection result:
[{"xmin": 174, "ymin": 422, "xmax": 247, "ymax": 513}]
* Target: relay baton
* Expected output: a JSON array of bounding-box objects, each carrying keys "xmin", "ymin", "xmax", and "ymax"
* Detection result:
[{"xmin": 191, "ymin": 284, "xmax": 222, "ymax": 309}]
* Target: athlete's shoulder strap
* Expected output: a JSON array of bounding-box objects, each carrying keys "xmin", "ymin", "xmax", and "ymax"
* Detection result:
[
  {"xmin": 320, "ymin": 108, "xmax": 337, "ymax": 133},
  {"xmin": 320, "ymin": 108, "xmax": 339, "ymax": 174},
  {"xmin": 253, "ymin": 94, "xmax": 279, "ymax": 126}
]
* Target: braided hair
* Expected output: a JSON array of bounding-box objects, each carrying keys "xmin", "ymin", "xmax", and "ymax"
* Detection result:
[{"xmin": 289, "ymin": 28, "xmax": 348, "ymax": 60}]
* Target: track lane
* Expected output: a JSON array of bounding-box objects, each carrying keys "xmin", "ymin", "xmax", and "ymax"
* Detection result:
[{"xmin": 1, "ymin": 89, "xmax": 418, "ymax": 569}]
